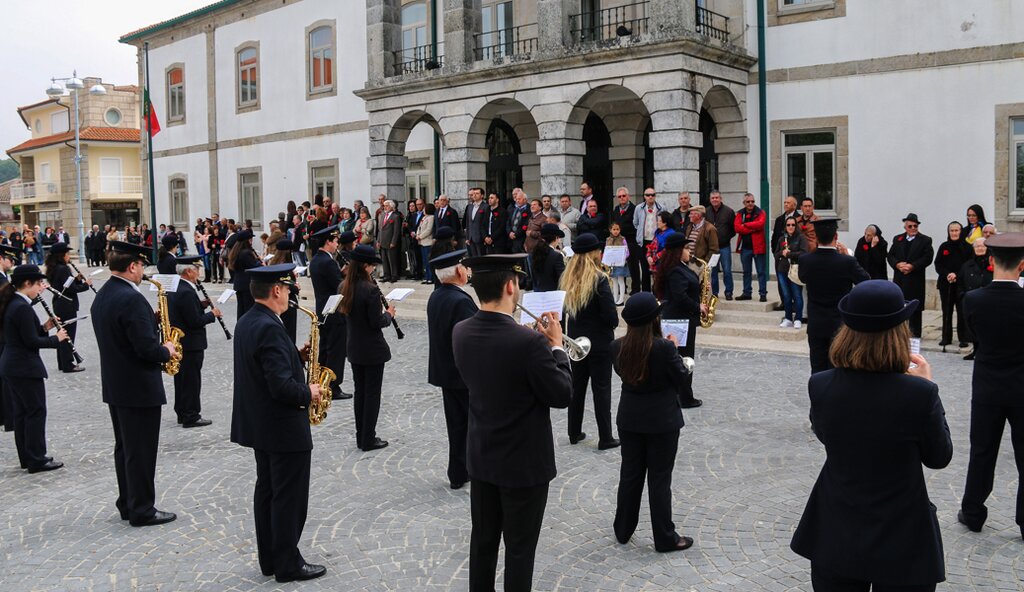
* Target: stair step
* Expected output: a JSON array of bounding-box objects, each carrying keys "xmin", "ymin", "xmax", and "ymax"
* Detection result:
[
  {"xmin": 703, "ymin": 321, "xmax": 807, "ymax": 341},
  {"xmin": 711, "ymin": 309, "xmax": 793, "ymax": 326}
]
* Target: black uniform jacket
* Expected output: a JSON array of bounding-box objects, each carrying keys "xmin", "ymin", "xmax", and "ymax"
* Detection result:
[
  {"xmin": 157, "ymin": 252, "xmax": 177, "ymax": 275},
  {"xmin": 792, "ymin": 369, "xmax": 952, "ymax": 586},
  {"xmin": 887, "ymin": 233, "xmax": 934, "ymax": 293},
  {"xmin": 91, "ymin": 276, "xmax": 171, "ymax": 406},
  {"xmin": 611, "ymin": 337, "xmax": 687, "ymax": 433},
  {"xmin": 49, "ymin": 263, "xmax": 89, "ymax": 318},
  {"xmin": 965, "ymin": 281, "xmax": 1024, "ymax": 407},
  {"xmin": 566, "ymin": 277, "xmax": 619, "ymax": 348},
  {"xmin": 168, "ymin": 281, "xmax": 214, "ymax": 352},
  {"xmin": 231, "ymin": 249, "xmax": 262, "ymax": 297},
  {"xmin": 453, "ymin": 311, "xmax": 572, "ymax": 487},
  {"xmin": 345, "ymin": 281, "xmax": 392, "ymax": 365},
  {"xmin": 230, "ymin": 303, "xmax": 312, "ymax": 452},
  {"xmin": 958, "ymin": 256, "xmax": 992, "ymax": 297},
  {"xmin": 854, "ymin": 237, "xmax": 889, "ymax": 280},
  {"xmin": 0, "ymin": 295, "xmax": 59, "ymax": 379},
  {"xmin": 309, "ymin": 249, "xmax": 343, "ymax": 322},
  {"xmin": 531, "ymin": 248, "xmax": 565, "ymax": 293},
  {"xmin": 426, "ymin": 284, "xmax": 478, "ymax": 390},
  {"xmin": 798, "ymin": 248, "xmax": 870, "ymax": 339},
  {"xmin": 661, "ymin": 265, "xmax": 701, "ymax": 322},
  {"xmin": 485, "ymin": 206, "xmax": 510, "ymax": 251}
]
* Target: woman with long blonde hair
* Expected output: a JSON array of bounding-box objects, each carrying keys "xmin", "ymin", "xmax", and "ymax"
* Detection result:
[{"xmin": 559, "ymin": 233, "xmax": 620, "ymax": 450}]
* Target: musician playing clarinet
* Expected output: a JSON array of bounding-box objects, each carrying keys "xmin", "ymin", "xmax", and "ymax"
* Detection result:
[
  {"xmin": 168, "ymin": 255, "xmax": 221, "ymax": 428},
  {"xmin": 44, "ymin": 242, "xmax": 90, "ymax": 373}
]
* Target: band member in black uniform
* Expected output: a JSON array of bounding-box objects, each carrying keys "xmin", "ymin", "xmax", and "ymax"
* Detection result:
[
  {"xmin": 91, "ymin": 241, "xmax": 179, "ymax": 526},
  {"xmin": 453, "ymin": 254, "xmax": 572, "ymax": 592},
  {"xmin": 309, "ymin": 225, "xmax": 351, "ymax": 400},
  {"xmin": 798, "ymin": 218, "xmax": 870, "ymax": 374},
  {"xmin": 228, "ymin": 229, "xmax": 261, "ymax": 320},
  {"xmin": 0, "ymin": 265, "xmax": 68, "ymax": 472},
  {"xmin": 958, "ymin": 232, "xmax": 1024, "ymax": 540},
  {"xmin": 887, "ymin": 213, "xmax": 934, "ymax": 338},
  {"xmin": 0, "ymin": 244, "xmax": 19, "ymax": 434},
  {"xmin": 168, "ymin": 255, "xmax": 221, "ymax": 428},
  {"xmin": 267, "ymin": 239, "xmax": 299, "ymax": 343},
  {"xmin": 156, "ymin": 234, "xmax": 179, "ymax": 274},
  {"xmin": 531, "ymin": 224, "xmax": 565, "ymax": 292},
  {"xmin": 230, "ymin": 264, "xmax": 327, "ymax": 583},
  {"xmin": 653, "ymin": 233, "xmax": 705, "ymax": 408},
  {"xmin": 426, "ymin": 249, "xmax": 478, "ymax": 489},
  {"xmin": 339, "ymin": 245, "xmax": 394, "ymax": 451},
  {"xmin": 43, "ymin": 242, "xmax": 90, "ymax": 373},
  {"xmin": 560, "ymin": 233, "xmax": 620, "ymax": 449},
  {"xmin": 612, "ymin": 293, "xmax": 694, "ymax": 552}
]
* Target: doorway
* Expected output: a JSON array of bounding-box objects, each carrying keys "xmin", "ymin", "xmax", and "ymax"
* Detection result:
[
  {"xmin": 698, "ymin": 108, "xmax": 718, "ymax": 206},
  {"xmin": 582, "ymin": 112, "xmax": 612, "ymax": 215},
  {"xmin": 485, "ymin": 119, "xmax": 522, "ymax": 205}
]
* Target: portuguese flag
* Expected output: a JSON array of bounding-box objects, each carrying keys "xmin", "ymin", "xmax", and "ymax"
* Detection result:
[{"xmin": 143, "ymin": 88, "xmax": 161, "ymax": 136}]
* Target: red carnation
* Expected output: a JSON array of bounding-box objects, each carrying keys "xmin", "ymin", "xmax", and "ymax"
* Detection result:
[
  {"xmin": 987, "ymin": 264, "xmax": 994, "ymax": 272},
  {"xmin": 897, "ymin": 236, "xmax": 904, "ymax": 242},
  {"xmin": 522, "ymin": 212, "xmax": 528, "ymax": 218},
  {"xmin": 942, "ymin": 249, "xmax": 949, "ymax": 256},
  {"xmin": 862, "ymin": 244, "xmax": 869, "ymax": 251}
]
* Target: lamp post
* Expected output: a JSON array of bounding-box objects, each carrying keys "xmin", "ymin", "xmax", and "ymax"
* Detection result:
[{"xmin": 46, "ymin": 71, "xmax": 106, "ymax": 265}]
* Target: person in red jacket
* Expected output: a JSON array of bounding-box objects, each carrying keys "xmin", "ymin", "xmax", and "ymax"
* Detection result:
[{"xmin": 734, "ymin": 193, "xmax": 768, "ymax": 302}]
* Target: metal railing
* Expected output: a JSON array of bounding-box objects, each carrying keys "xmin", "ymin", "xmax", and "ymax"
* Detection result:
[
  {"xmin": 392, "ymin": 42, "xmax": 445, "ymax": 76},
  {"xmin": 474, "ymin": 24, "xmax": 539, "ymax": 61},
  {"xmin": 10, "ymin": 181, "xmax": 61, "ymax": 201},
  {"xmin": 695, "ymin": 6, "xmax": 730, "ymax": 42},
  {"xmin": 97, "ymin": 176, "xmax": 143, "ymax": 194},
  {"xmin": 569, "ymin": 1, "xmax": 649, "ymax": 44}
]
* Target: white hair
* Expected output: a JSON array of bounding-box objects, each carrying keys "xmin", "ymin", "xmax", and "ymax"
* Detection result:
[
  {"xmin": 176, "ymin": 264, "xmax": 197, "ymax": 275},
  {"xmin": 384, "ymin": 200, "xmax": 395, "ymax": 208},
  {"xmin": 434, "ymin": 265, "xmax": 460, "ymax": 283}
]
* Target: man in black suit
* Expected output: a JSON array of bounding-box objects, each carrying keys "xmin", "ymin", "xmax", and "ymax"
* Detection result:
[
  {"xmin": 426, "ymin": 250, "xmax": 478, "ymax": 489},
  {"xmin": 959, "ymin": 232, "xmax": 1024, "ymax": 540},
  {"xmin": 463, "ymin": 188, "xmax": 488, "ymax": 257},
  {"xmin": 484, "ymin": 192, "xmax": 509, "ymax": 254},
  {"xmin": 309, "ymin": 225, "xmax": 351, "ymax": 400},
  {"xmin": 0, "ymin": 245, "xmax": 20, "ymax": 434},
  {"xmin": 887, "ymin": 213, "xmax": 934, "ymax": 337},
  {"xmin": 168, "ymin": 255, "xmax": 221, "ymax": 428},
  {"xmin": 377, "ymin": 200, "xmax": 402, "ymax": 283},
  {"xmin": 91, "ymin": 241, "xmax": 179, "ymax": 526},
  {"xmin": 435, "ymin": 194, "xmax": 461, "ymax": 243},
  {"xmin": 611, "ymin": 187, "xmax": 640, "ymax": 293},
  {"xmin": 230, "ymin": 264, "xmax": 327, "ymax": 583},
  {"xmin": 407, "ymin": 198, "xmax": 426, "ymax": 279},
  {"xmin": 798, "ymin": 218, "xmax": 869, "ymax": 374},
  {"xmin": 453, "ymin": 254, "xmax": 572, "ymax": 592}
]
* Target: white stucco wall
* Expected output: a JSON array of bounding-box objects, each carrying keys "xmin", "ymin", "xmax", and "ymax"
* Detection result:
[
  {"xmin": 147, "ymin": 34, "xmax": 209, "ymax": 150},
  {"xmin": 152, "ymin": 151, "xmax": 211, "ymax": 224}
]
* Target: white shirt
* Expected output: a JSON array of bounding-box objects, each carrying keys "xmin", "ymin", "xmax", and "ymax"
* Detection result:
[{"xmin": 16, "ymin": 292, "xmax": 33, "ymax": 305}]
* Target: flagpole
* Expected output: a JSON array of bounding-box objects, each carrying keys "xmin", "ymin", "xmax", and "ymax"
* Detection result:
[{"xmin": 144, "ymin": 41, "xmax": 158, "ymax": 264}]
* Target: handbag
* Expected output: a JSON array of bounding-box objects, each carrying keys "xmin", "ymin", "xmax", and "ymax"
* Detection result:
[{"xmin": 788, "ymin": 261, "xmax": 803, "ymax": 286}]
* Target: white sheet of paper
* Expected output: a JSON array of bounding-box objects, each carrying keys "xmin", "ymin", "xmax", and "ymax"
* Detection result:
[
  {"xmin": 1019, "ymin": 277, "xmax": 1024, "ymax": 288},
  {"xmin": 661, "ymin": 319, "xmax": 690, "ymax": 345},
  {"xmin": 519, "ymin": 291, "xmax": 565, "ymax": 325},
  {"xmin": 294, "ymin": 266, "xmax": 308, "ymax": 275},
  {"xmin": 909, "ymin": 338, "xmax": 921, "ymax": 355},
  {"xmin": 61, "ymin": 315, "xmax": 89, "ymax": 326},
  {"xmin": 323, "ymin": 294, "xmax": 343, "ymax": 316},
  {"xmin": 707, "ymin": 253, "xmax": 720, "ymax": 268},
  {"xmin": 217, "ymin": 289, "xmax": 236, "ymax": 304},
  {"xmin": 601, "ymin": 245, "xmax": 627, "ymax": 267},
  {"xmin": 385, "ymin": 288, "xmax": 415, "ymax": 301},
  {"xmin": 90, "ymin": 269, "xmax": 105, "ymax": 276},
  {"xmin": 262, "ymin": 253, "xmax": 274, "ymax": 262},
  {"xmin": 63, "ymin": 276, "xmax": 75, "ymax": 289},
  {"xmin": 148, "ymin": 274, "xmax": 180, "ymax": 292},
  {"xmin": 561, "ymin": 245, "xmax": 575, "ymax": 258}
]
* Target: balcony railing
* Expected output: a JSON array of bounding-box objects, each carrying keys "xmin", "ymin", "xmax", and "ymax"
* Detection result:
[
  {"xmin": 97, "ymin": 176, "xmax": 143, "ymax": 194},
  {"xmin": 569, "ymin": 1, "xmax": 649, "ymax": 44},
  {"xmin": 474, "ymin": 24, "xmax": 539, "ymax": 61},
  {"xmin": 392, "ymin": 42, "xmax": 445, "ymax": 76},
  {"xmin": 695, "ymin": 6, "xmax": 730, "ymax": 42},
  {"xmin": 10, "ymin": 181, "xmax": 60, "ymax": 201}
]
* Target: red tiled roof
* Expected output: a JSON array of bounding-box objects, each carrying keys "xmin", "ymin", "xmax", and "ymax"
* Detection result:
[
  {"xmin": 7, "ymin": 127, "xmax": 140, "ymax": 156},
  {"xmin": 16, "ymin": 98, "xmax": 61, "ymax": 127},
  {"xmin": 113, "ymin": 85, "xmax": 140, "ymax": 93}
]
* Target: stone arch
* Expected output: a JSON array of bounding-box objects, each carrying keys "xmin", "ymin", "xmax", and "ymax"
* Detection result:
[
  {"xmin": 699, "ymin": 85, "xmax": 749, "ymax": 204},
  {"xmin": 467, "ymin": 98, "xmax": 541, "ymax": 200},
  {"xmin": 368, "ymin": 109, "xmax": 446, "ymax": 204}
]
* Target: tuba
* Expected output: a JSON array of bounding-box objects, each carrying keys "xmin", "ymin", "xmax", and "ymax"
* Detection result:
[
  {"xmin": 295, "ymin": 303, "xmax": 336, "ymax": 425},
  {"xmin": 144, "ymin": 275, "xmax": 184, "ymax": 375},
  {"xmin": 694, "ymin": 257, "xmax": 718, "ymax": 328}
]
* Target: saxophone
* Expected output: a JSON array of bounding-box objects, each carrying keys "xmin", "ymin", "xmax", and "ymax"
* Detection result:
[
  {"xmin": 295, "ymin": 303, "xmax": 336, "ymax": 425},
  {"xmin": 694, "ymin": 257, "xmax": 718, "ymax": 328},
  {"xmin": 144, "ymin": 275, "xmax": 184, "ymax": 375}
]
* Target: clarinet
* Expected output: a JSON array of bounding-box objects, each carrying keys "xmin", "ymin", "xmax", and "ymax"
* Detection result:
[
  {"xmin": 45, "ymin": 286, "xmax": 72, "ymax": 302},
  {"xmin": 33, "ymin": 297, "xmax": 84, "ymax": 364},
  {"xmin": 195, "ymin": 279, "xmax": 232, "ymax": 340},
  {"xmin": 376, "ymin": 284, "xmax": 404, "ymax": 340},
  {"xmin": 69, "ymin": 261, "xmax": 98, "ymax": 294}
]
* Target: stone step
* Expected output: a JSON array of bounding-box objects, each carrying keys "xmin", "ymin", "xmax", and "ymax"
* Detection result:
[
  {"xmin": 703, "ymin": 321, "xmax": 807, "ymax": 342},
  {"xmin": 697, "ymin": 334, "xmax": 809, "ymax": 356},
  {"xmin": 711, "ymin": 309, "xmax": 792, "ymax": 327}
]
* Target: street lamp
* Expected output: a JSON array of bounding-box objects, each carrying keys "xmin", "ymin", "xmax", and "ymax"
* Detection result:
[{"xmin": 46, "ymin": 70, "xmax": 106, "ymax": 264}]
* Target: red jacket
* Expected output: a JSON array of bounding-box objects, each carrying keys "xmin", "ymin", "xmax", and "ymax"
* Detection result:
[{"xmin": 734, "ymin": 207, "xmax": 767, "ymax": 254}]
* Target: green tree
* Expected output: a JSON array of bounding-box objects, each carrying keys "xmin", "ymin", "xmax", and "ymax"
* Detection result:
[{"xmin": 0, "ymin": 159, "xmax": 20, "ymax": 184}]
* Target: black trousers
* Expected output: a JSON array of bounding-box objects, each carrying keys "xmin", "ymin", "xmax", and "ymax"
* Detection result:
[
  {"xmin": 0, "ymin": 377, "xmax": 13, "ymax": 432},
  {"xmin": 55, "ymin": 311, "xmax": 79, "ymax": 372},
  {"xmin": 470, "ymin": 480, "xmax": 549, "ymax": 592},
  {"xmin": 8, "ymin": 377, "xmax": 49, "ymax": 469},
  {"xmin": 172, "ymin": 349, "xmax": 204, "ymax": 424},
  {"xmin": 961, "ymin": 400, "xmax": 1024, "ymax": 529},
  {"xmin": 626, "ymin": 239, "xmax": 642, "ymax": 293},
  {"xmin": 897, "ymin": 281, "xmax": 925, "ymax": 338},
  {"xmin": 468, "ymin": 240, "xmax": 485, "ymax": 258},
  {"xmin": 677, "ymin": 323, "xmax": 698, "ymax": 404},
  {"xmin": 409, "ymin": 241, "xmax": 423, "ymax": 278},
  {"xmin": 808, "ymin": 334, "xmax": 834, "ymax": 374},
  {"xmin": 613, "ymin": 429, "xmax": 681, "ymax": 550},
  {"xmin": 352, "ymin": 363, "xmax": 384, "ymax": 449},
  {"xmin": 937, "ymin": 282, "xmax": 966, "ymax": 345},
  {"xmin": 381, "ymin": 246, "xmax": 399, "ymax": 281},
  {"xmin": 108, "ymin": 404, "xmax": 162, "ymax": 523},
  {"xmin": 567, "ymin": 346, "xmax": 614, "ymax": 444},
  {"xmin": 441, "ymin": 387, "xmax": 469, "ymax": 485},
  {"xmin": 810, "ymin": 564, "xmax": 936, "ymax": 592},
  {"xmin": 253, "ymin": 449, "xmax": 311, "ymax": 578},
  {"xmin": 319, "ymin": 318, "xmax": 347, "ymax": 393},
  {"xmin": 236, "ymin": 290, "xmax": 254, "ymax": 321},
  {"xmin": 640, "ymin": 240, "xmax": 654, "ymax": 292}
]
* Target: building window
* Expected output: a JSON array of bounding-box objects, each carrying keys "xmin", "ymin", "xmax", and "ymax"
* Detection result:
[
  {"xmin": 481, "ymin": 1, "xmax": 514, "ymax": 59},
  {"xmin": 170, "ymin": 177, "xmax": 189, "ymax": 227},
  {"xmin": 51, "ymin": 111, "xmax": 69, "ymax": 134},
  {"xmin": 167, "ymin": 65, "xmax": 185, "ymax": 123},
  {"xmin": 237, "ymin": 44, "xmax": 260, "ymax": 111},
  {"xmin": 783, "ymin": 131, "xmax": 836, "ymax": 213},
  {"xmin": 34, "ymin": 119, "xmax": 41, "ymax": 133},
  {"xmin": 105, "ymin": 108, "xmax": 122, "ymax": 126},
  {"xmin": 1014, "ymin": 118, "xmax": 1024, "ymax": 213},
  {"xmin": 311, "ymin": 165, "xmax": 336, "ymax": 200},
  {"xmin": 309, "ymin": 26, "xmax": 334, "ymax": 94},
  {"xmin": 782, "ymin": 0, "xmax": 831, "ymax": 6},
  {"xmin": 239, "ymin": 169, "xmax": 262, "ymax": 227},
  {"xmin": 769, "ymin": 0, "xmax": 845, "ymax": 25},
  {"xmin": 402, "ymin": 2, "xmax": 428, "ymax": 60}
]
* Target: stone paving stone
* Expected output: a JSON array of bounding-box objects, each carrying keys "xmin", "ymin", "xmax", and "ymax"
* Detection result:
[{"xmin": 0, "ymin": 288, "xmax": 1021, "ymax": 590}]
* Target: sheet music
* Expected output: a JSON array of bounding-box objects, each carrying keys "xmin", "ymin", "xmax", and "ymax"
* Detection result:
[
  {"xmin": 707, "ymin": 253, "xmax": 720, "ymax": 268},
  {"xmin": 661, "ymin": 319, "xmax": 690, "ymax": 345},
  {"xmin": 561, "ymin": 245, "xmax": 575, "ymax": 258},
  {"xmin": 909, "ymin": 338, "xmax": 921, "ymax": 355},
  {"xmin": 148, "ymin": 274, "xmax": 180, "ymax": 291},
  {"xmin": 519, "ymin": 291, "xmax": 565, "ymax": 325},
  {"xmin": 323, "ymin": 294, "xmax": 343, "ymax": 315},
  {"xmin": 385, "ymin": 288, "xmax": 415, "ymax": 301},
  {"xmin": 263, "ymin": 254, "xmax": 274, "ymax": 262},
  {"xmin": 63, "ymin": 276, "xmax": 75, "ymax": 289},
  {"xmin": 601, "ymin": 245, "xmax": 627, "ymax": 267},
  {"xmin": 294, "ymin": 266, "xmax": 308, "ymax": 275},
  {"xmin": 217, "ymin": 289, "xmax": 236, "ymax": 304}
]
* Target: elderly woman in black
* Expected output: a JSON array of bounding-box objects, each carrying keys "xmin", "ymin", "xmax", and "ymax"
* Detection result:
[
  {"xmin": 934, "ymin": 221, "xmax": 971, "ymax": 350},
  {"xmin": 43, "ymin": 242, "xmax": 90, "ymax": 373},
  {"xmin": 340, "ymin": 245, "xmax": 395, "ymax": 452},
  {"xmin": 228, "ymin": 229, "xmax": 261, "ymax": 320},
  {"xmin": 531, "ymin": 223, "xmax": 566, "ymax": 293},
  {"xmin": 612, "ymin": 292, "xmax": 694, "ymax": 553},
  {"xmin": 854, "ymin": 224, "xmax": 889, "ymax": 280},
  {"xmin": 653, "ymin": 233, "xmax": 706, "ymax": 408},
  {"xmin": 791, "ymin": 280, "xmax": 952, "ymax": 591}
]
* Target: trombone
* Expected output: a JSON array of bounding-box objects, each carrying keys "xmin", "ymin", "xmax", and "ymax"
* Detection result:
[{"xmin": 514, "ymin": 302, "xmax": 591, "ymax": 362}]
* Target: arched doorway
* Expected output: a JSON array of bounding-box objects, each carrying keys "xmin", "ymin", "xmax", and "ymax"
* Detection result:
[
  {"xmin": 486, "ymin": 120, "xmax": 522, "ymax": 207},
  {"xmin": 698, "ymin": 108, "xmax": 718, "ymax": 206},
  {"xmin": 583, "ymin": 112, "xmax": 612, "ymax": 215}
]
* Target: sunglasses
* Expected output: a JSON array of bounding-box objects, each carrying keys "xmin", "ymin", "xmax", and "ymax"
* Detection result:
[
  {"xmin": 644, "ymin": 193, "xmax": 656, "ymax": 197},
  {"xmin": 906, "ymin": 223, "xmax": 918, "ymax": 228}
]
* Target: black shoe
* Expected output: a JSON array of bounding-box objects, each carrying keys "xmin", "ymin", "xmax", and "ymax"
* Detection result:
[
  {"xmin": 450, "ymin": 481, "xmax": 466, "ymax": 490},
  {"xmin": 130, "ymin": 510, "xmax": 177, "ymax": 527},
  {"xmin": 182, "ymin": 418, "xmax": 212, "ymax": 428},
  {"xmin": 959, "ymin": 342, "xmax": 970, "ymax": 348},
  {"xmin": 801, "ymin": 317, "xmax": 808, "ymax": 323},
  {"xmin": 963, "ymin": 352, "xmax": 975, "ymax": 361},
  {"xmin": 332, "ymin": 390, "xmax": 353, "ymax": 400},
  {"xmin": 957, "ymin": 510, "xmax": 982, "ymax": 533},
  {"xmin": 680, "ymin": 399, "xmax": 703, "ymax": 409},
  {"xmin": 938, "ymin": 340, "xmax": 951, "ymax": 347},
  {"xmin": 725, "ymin": 294, "xmax": 733, "ymax": 301},
  {"xmin": 657, "ymin": 536, "xmax": 694, "ymax": 553},
  {"xmin": 420, "ymin": 280, "xmax": 432, "ymax": 285},
  {"xmin": 362, "ymin": 438, "xmax": 389, "ymax": 451},
  {"xmin": 63, "ymin": 365, "xmax": 85, "ymax": 373},
  {"xmin": 276, "ymin": 563, "xmax": 327, "ymax": 583},
  {"xmin": 772, "ymin": 303, "xmax": 784, "ymax": 311},
  {"xmin": 598, "ymin": 439, "xmax": 621, "ymax": 451},
  {"xmin": 27, "ymin": 460, "xmax": 63, "ymax": 474},
  {"xmin": 759, "ymin": 295, "xmax": 767, "ymax": 302},
  {"xmin": 569, "ymin": 432, "xmax": 587, "ymax": 445},
  {"xmin": 736, "ymin": 294, "xmax": 752, "ymax": 301}
]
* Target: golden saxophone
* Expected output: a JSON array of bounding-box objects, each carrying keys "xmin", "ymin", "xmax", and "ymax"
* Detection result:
[
  {"xmin": 694, "ymin": 257, "xmax": 717, "ymax": 328},
  {"xmin": 295, "ymin": 303, "xmax": 336, "ymax": 425},
  {"xmin": 144, "ymin": 275, "xmax": 184, "ymax": 375}
]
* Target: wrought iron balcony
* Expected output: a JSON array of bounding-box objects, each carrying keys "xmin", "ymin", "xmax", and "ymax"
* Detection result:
[
  {"xmin": 569, "ymin": 1, "xmax": 649, "ymax": 44},
  {"xmin": 474, "ymin": 23, "xmax": 539, "ymax": 61},
  {"xmin": 695, "ymin": 6, "xmax": 730, "ymax": 42},
  {"xmin": 392, "ymin": 42, "xmax": 445, "ymax": 76}
]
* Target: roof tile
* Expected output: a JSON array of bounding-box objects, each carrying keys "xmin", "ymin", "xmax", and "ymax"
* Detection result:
[{"xmin": 7, "ymin": 127, "xmax": 140, "ymax": 155}]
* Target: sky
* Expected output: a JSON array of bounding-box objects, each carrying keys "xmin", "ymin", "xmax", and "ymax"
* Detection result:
[{"xmin": 0, "ymin": 0, "xmax": 214, "ymax": 157}]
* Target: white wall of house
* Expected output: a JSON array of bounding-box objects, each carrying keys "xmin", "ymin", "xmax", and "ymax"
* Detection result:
[
  {"xmin": 148, "ymin": 34, "xmax": 209, "ymax": 148},
  {"xmin": 153, "ymin": 151, "xmax": 211, "ymax": 224}
]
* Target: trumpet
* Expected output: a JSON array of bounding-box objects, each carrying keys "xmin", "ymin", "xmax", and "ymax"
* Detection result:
[{"xmin": 514, "ymin": 303, "xmax": 591, "ymax": 361}]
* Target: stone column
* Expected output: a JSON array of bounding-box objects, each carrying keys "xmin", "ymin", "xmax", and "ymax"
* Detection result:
[
  {"xmin": 367, "ymin": 123, "xmax": 408, "ymax": 204},
  {"xmin": 645, "ymin": 82, "xmax": 701, "ymax": 202},
  {"xmin": 443, "ymin": 0, "xmax": 481, "ymax": 68},
  {"xmin": 649, "ymin": 0, "xmax": 696, "ymax": 38},
  {"xmin": 537, "ymin": 0, "xmax": 577, "ymax": 56},
  {"xmin": 367, "ymin": 0, "xmax": 402, "ymax": 83},
  {"xmin": 442, "ymin": 147, "xmax": 487, "ymax": 210}
]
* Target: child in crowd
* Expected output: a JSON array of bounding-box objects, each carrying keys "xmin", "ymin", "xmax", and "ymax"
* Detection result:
[{"xmin": 606, "ymin": 222, "xmax": 629, "ymax": 305}]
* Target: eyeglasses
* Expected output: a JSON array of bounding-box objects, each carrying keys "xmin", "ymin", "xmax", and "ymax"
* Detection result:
[
  {"xmin": 743, "ymin": 201, "xmax": 755, "ymax": 204},
  {"xmin": 785, "ymin": 223, "xmax": 797, "ymax": 227},
  {"xmin": 906, "ymin": 223, "xmax": 918, "ymax": 228},
  {"xmin": 643, "ymin": 193, "xmax": 655, "ymax": 197}
]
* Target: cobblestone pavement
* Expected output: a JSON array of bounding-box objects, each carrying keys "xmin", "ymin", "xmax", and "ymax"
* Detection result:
[{"xmin": 0, "ymin": 288, "xmax": 1021, "ymax": 592}]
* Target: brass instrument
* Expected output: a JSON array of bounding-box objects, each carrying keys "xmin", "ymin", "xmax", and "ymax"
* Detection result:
[
  {"xmin": 514, "ymin": 303, "xmax": 591, "ymax": 361},
  {"xmin": 144, "ymin": 275, "xmax": 184, "ymax": 376},
  {"xmin": 295, "ymin": 303, "xmax": 336, "ymax": 425},
  {"xmin": 694, "ymin": 257, "xmax": 717, "ymax": 328}
]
